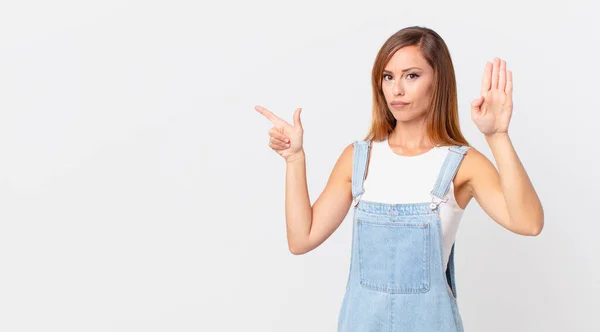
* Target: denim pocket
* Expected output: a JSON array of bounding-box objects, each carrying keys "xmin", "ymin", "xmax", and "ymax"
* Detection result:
[{"xmin": 357, "ymin": 218, "xmax": 430, "ymax": 294}]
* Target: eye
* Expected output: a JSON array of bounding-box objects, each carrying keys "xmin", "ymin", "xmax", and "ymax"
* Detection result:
[
  {"xmin": 406, "ymin": 73, "xmax": 420, "ymax": 80},
  {"xmin": 383, "ymin": 74, "xmax": 393, "ymax": 81}
]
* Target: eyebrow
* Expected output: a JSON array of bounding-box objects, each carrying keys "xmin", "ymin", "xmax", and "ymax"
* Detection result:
[{"xmin": 383, "ymin": 67, "xmax": 422, "ymax": 73}]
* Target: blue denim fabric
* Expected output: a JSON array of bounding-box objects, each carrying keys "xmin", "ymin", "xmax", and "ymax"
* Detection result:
[{"xmin": 338, "ymin": 140, "xmax": 470, "ymax": 332}]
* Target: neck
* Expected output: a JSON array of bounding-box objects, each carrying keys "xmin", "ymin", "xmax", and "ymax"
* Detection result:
[{"xmin": 388, "ymin": 118, "xmax": 433, "ymax": 149}]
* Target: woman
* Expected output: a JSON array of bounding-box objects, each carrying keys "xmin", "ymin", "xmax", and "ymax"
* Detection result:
[{"xmin": 255, "ymin": 26, "xmax": 543, "ymax": 332}]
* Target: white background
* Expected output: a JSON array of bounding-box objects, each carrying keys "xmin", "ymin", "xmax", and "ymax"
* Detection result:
[{"xmin": 0, "ymin": 0, "xmax": 598, "ymax": 331}]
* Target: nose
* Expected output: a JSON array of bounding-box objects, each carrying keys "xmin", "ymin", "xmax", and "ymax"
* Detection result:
[{"xmin": 392, "ymin": 79, "xmax": 404, "ymax": 96}]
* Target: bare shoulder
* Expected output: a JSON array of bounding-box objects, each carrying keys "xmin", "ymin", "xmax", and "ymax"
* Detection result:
[
  {"xmin": 331, "ymin": 140, "xmax": 372, "ymax": 185},
  {"xmin": 455, "ymin": 146, "xmax": 498, "ymax": 197},
  {"xmin": 333, "ymin": 142, "xmax": 355, "ymax": 183},
  {"xmin": 462, "ymin": 146, "xmax": 491, "ymax": 168}
]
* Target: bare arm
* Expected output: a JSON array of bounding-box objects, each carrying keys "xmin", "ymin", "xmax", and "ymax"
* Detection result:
[
  {"xmin": 467, "ymin": 58, "xmax": 544, "ymax": 236},
  {"xmin": 464, "ymin": 142, "xmax": 544, "ymax": 236},
  {"xmin": 254, "ymin": 105, "xmax": 354, "ymax": 254},
  {"xmin": 286, "ymin": 144, "xmax": 353, "ymax": 255}
]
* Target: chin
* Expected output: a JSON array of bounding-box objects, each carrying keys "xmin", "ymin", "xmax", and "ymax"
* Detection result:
[{"xmin": 391, "ymin": 111, "xmax": 427, "ymax": 123}]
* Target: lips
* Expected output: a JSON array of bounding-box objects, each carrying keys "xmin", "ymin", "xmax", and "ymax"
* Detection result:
[{"xmin": 390, "ymin": 101, "xmax": 409, "ymax": 108}]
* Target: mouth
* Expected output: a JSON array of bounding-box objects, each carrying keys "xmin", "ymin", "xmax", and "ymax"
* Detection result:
[{"xmin": 390, "ymin": 102, "xmax": 409, "ymax": 108}]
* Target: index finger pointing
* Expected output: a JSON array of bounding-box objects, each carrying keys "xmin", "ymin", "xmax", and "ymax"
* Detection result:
[{"xmin": 255, "ymin": 105, "xmax": 279, "ymax": 122}]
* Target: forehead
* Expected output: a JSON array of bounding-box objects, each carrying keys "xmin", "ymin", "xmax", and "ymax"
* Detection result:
[{"xmin": 384, "ymin": 45, "xmax": 431, "ymax": 71}]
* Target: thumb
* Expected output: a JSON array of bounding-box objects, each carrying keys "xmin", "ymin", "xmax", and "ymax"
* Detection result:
[
  {"xmin": 471, "ymin": 96, "xmax": 484, "ymax": 114},
  {"xmin": 293, "ymin": 108, "xmax": 303, "ymax": 129}
]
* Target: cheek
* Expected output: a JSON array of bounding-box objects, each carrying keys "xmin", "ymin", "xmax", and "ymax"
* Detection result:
[
  {"xmin": 381, "ymin": 84, "xmax": 393, "ymax": 99},
  {"xmin": 412, "ymin": 84, "xmax": 431, "ymax": 103}
]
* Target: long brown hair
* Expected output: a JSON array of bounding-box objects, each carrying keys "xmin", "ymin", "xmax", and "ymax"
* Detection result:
[{"xmin": 364, "ymin": 26, "xmax": 469, "ymax": 147}]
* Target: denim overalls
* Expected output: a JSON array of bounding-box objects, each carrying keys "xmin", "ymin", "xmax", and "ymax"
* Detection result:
[{"xmin": 337, "ymin": 140, "xmax": 470, "ymax": 332}]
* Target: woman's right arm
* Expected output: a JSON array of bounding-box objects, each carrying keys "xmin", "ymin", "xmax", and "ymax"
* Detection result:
[
  {"xmin": 255, "ymin": 105, "xmax": 354, "ymax": 255},
  {"xmin": 284, "ymin": 144, "xmax": 353, "ymax": 255}
]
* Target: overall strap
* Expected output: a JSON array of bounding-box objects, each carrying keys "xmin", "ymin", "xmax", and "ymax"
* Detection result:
[
  {"xmin": 351, "ymin": 140, "xmax": 371, "ymax": 207},
  {"xmin": 429, "ymin": 145, "xmax": 471, "ymax": 210},
  {"xmin": 432, "ymin": 145, "xmax": 470, "ymax": 299}
]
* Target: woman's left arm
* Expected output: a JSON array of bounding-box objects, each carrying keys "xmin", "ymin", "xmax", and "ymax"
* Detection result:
[{"xmin": 466, "ymin": 57, "xmax": 544, "ymax": 236}]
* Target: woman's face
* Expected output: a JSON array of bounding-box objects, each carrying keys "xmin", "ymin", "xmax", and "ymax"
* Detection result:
[{"xmin": 381, "ymin": 45, "xmax": 435, "ymax": 123}]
